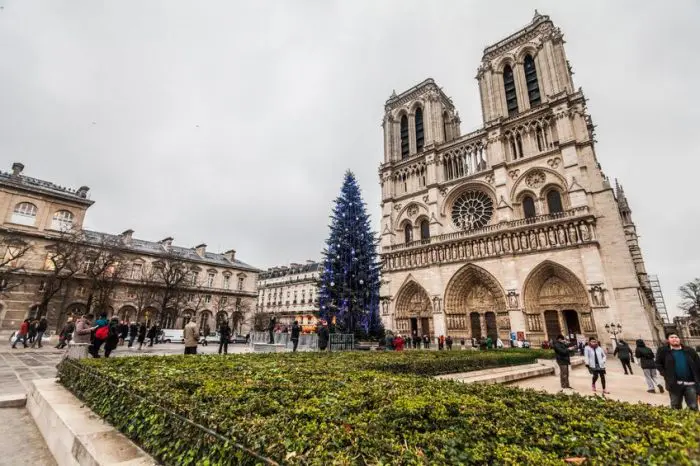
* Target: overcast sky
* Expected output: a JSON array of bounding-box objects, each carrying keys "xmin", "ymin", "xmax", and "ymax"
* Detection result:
[{"xmin": 1, "ymin": 1, "xmax": 698, "ymax": 316}]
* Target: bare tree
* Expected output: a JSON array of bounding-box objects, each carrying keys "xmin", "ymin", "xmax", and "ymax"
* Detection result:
[
  {"xmin": 152, "ymin": 252, "xmax": 190, "ymax": 324},
  {"xmin": 0, "ymin": 233, "xmax": 33, "ymax": 296},
  {"xmin": 82, "ymin": 237, "xmax": 127, "ymax": 314},
  {"xmin": 679, "ymin": 278, "xmax": 700, "ymax": 316},
  {"xmin": 41, "ymin": 230, "xmax": 87, "ymax": 321},
  {"xmin": 130, "ymin": 263, "xmax": 161, "ymax": 321}
]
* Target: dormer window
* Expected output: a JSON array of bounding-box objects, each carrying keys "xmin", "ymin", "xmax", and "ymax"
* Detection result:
[
  {"xmin": 12, "ymin": 202, "xmax": 38, "ymax": 226},
  {"xmin": 51, "ymin": 210, "xmax": 74, "ymax": 231}
]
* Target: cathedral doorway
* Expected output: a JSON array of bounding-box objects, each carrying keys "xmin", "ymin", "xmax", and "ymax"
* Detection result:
[
  {"xmin": 523, "ymin": 261, "xmax": 593, "ymax": 344},
  {"xmin": 394, "ymin": 281, "xmax": 433, "ymax": 336},
  {"xmin": 443, "ymin": 264, "xmax": 509, "ymax": 340}
]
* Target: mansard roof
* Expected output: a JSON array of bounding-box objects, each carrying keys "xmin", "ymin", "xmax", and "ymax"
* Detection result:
[
  {"xmin": 81, "ymin": 230, "xmax": 260, "ymax": 272},
  {"xmin": 0, "ymin": 166, "xmax": 94, "ymax": 206},
  {"xmin": 259, "ymin": 261, "xmax": 321, "ymax": 279}
]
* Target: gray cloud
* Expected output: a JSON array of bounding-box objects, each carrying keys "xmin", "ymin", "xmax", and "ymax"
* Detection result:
[{"xmin": 1, "ymin": 0, "xmax": 698, "ymax": 316}]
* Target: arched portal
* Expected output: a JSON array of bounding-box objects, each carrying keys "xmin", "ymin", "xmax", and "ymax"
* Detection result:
[
  {"xmin": 118, "ymin": 305, "xmax": 137, "ymax": 323},
  {"xmin": 443, "ymin": 264, "xmax": 509, "ymax": 340},
  {"xmin": 394, "ymin": 280, "xmax": 433, "ymax": 337},
  {"xmin": 199, "ymin": 310, "xmax": 213, "ymax": 333},
  {"xmin": 139, "ymin": 307, "xmax": 159, "ymax": 326},
  {"xmin": 523, "ymin": 261, "xmax": 593, "ymax": 343}
]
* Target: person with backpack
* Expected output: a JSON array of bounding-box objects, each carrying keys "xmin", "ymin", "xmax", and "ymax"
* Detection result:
[
  {"xmin": 89, "ymin": 313, "xmax": 110, "ymax": 357},
  {"xmin": 635, "ymin": 339, "xmax": 664, "ymax": 393},
  {"xmin": 11, "ymin": 319, "xmax": 30, "ymax": 349},
  {"xmin": 104, "ymin": 317, "xmax": 121, "ymax": 357}
]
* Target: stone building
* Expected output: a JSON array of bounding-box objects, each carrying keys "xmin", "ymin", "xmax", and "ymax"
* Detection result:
[
  {"xmin": 378, "ymin": 13, "xmax": 665, "ymax": 348},
  {"xmin": 256, "ymin": 261, "xmax": 320, "ymax": 330},
  {"xmin": 0, "ymin": 162, "xmax": 259, "ymax": 334},
  {"xmin": 674, "ymin": 315, "xmax": 700, "ymax": 349}
]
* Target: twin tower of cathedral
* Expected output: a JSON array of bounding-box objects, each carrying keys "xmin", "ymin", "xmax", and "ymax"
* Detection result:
[{"xmin": 377, "ymin": 12, "xmax": 664, "ymax": 346}]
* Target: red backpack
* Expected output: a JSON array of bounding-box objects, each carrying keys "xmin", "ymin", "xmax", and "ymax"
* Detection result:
[{"xmin": 95, "ymin": 325, "xmax": 109, "ymax": 340}]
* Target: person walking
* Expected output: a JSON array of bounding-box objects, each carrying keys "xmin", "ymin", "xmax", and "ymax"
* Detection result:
[
  {"xmin": 614, "ymin": 339, "xmax": 634, "ymax": 375},
  {"xmin": 137, "ymin": 322, "xmax": 147, "ymax": 350},
  {"xmin": 184, "ymin": 318, "xmax": 199, "ymax": 355},
  {"xmin": 30, "ymin": 317, "xmax": 48, "ymax": 349},
  {"xmin": 656, "ymin": 333, "xmax": 700, "ymax": 410},
  {"xmin": 635, "ymin": 339, "xmax": 664, "ymax": 394},
  {"xmin": 584, "ymin": 337, "xmax": 609, "ymax": 394},
  {"xmin": 423, "ymin": 334, "xmax": 430, "ymax": 349},
  {"xmin": 218, "ymin": 321, "xmax": 232, "ymax": 355},
  {"xmin": 11, "ymin": 319, "xmax": 30, "ymax": 349},
  {"xmin": 56, "ymin": 318, "xmax": 75, "ymax": 349},
  {"xmin": 27, "ymin": 319, "xmax": 38, "ymax": 344},
  {"xmin": 290, "ymin": 320, "xmax": 301, "ymax": 352},
  {"xmin": 147, "ymin": 325, "xmax": 157, "ymax": 347},
  {"xmin": 446, "ymin": 335, "xmax": 453, "ymax": 350},
  {"xmin": 128, "ymin": 321, "xmax": 138, "ymax": 348},
  {"xmin": 118, "ymin": 321, "xmax": 129, "ymax": 346},
  {"xmin": 89, "ymin": 313, "xmax": 110, "ymax": 357},
  {"xmin": 553, "ymin": 334, "xmax": 573, "ymax": 390},
  {"xmin": 104, "ymin": 317, "xmax": 120, "ymax": 358}
]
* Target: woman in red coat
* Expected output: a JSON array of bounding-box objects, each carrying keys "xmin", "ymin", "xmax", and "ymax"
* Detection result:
[{"xmin": 393, "ymin": 334, "xmax": 405, "ymax": 351}]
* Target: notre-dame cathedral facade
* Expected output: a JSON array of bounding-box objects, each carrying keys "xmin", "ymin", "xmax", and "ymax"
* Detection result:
[{"xmin": 378, "ymin": 12, "xmax": 665, "ymax": 347}]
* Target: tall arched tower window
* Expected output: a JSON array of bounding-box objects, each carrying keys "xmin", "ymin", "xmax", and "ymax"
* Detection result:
[
  {"xmin": 524, "ymin": 55, "xmax": 541, "ymax": 107},
  {"xmin": 415, "ymin": 107, "xmax": 424, "ymax": 152},
  {"xmin": 400, "ymin": 115, "xmax": 409, "ymax": 159},
  {"xmin": 420, "ymin": 220, "xmax": 430, "ymax": 241},
  {"xmin": 404, "ymin": 223, "xmax": 413, "ymax": 243},
  {"xmin": 442, "ymin": 111, "xmax": 449, "ymax": 142},
  {"xmin": 522, "ymin": 196, "xmax": 536, "ymax": 219},
  {"xmin": 503, "ymin": 65, "xmax": 518, "ymax": 116},
  {"xmin": 546, "ymin": 190, "xmax": 564, "ymax": 214}
]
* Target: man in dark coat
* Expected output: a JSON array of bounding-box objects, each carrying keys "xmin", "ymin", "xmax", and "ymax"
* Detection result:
[
  {"xmin": 128, "ymin": 322, "xmax": 138, "ymax": 347},
  {"xmin": 614, "ymin": 340, "xmax": 634, "ymax": 375},
  {"xmin": 290, "ymin": 320, "xmax": 301, "ymax": 352},
  {"xmin": 317, "ymin": 320, "xmax": 329, "ymax": 351},
  {"xmin": 218, "ymin": 321, "xmax": 232, "ymax": 355},
  {"xmin": 268, "ymin": 315, "xmax": 276, "ymax": 344},
  {"xmin": 656, "ymin": 333, "xmax": 700, "ymax": 410},
  {"xmin": 553, "ymin": 334, "xmax": 573, "ymax": 389}
]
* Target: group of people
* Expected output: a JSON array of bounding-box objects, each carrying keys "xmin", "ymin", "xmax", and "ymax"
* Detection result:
[
  {"xmin": 553, "ymin": 333, "xmax": 700, "ymax": 410},
  {"xmin": 378, "ymin": 333, "xmax": 506, "ymax": 351},
  {"xmin": 10, "ymin": 317, "xmax": 48, "ymax": 349}
]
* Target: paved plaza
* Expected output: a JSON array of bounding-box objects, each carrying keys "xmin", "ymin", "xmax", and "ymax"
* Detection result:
[
  {"xmin": 0, "ymin": 342, "xmax": 252, "ymax": 398},
  {"xmin": 511, "ymin": 357, "xmax": 670, "ymax": 407}
]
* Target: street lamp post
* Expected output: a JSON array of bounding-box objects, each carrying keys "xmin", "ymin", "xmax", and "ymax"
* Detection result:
[{"xmin": 604, "ymin": 322, "xmax": 623, "ymax": 343}]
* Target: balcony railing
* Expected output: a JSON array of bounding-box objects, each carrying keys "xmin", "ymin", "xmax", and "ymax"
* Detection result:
[{"xmin": 384, "ymin": 206, "xmax": 590, "ymax": 252}]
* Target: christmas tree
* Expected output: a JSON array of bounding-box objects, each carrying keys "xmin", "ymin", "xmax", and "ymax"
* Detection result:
[{"xmin": 318, "ymin": 171, "xmax": 383, "ymax": 337}]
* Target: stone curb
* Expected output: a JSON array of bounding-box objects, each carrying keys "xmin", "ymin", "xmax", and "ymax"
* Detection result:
[
  {"xmin": 27, "ymin": 379, "xmax": 157, "ymax": 466},
  {"xmin": 0, "ymin": 393, "xmax": 27, "ymax": 408}
]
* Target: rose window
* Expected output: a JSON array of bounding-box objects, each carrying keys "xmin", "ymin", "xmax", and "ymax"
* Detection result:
[{"xmin": 451, "ymin": 191, "xmax": 493, "ymax": 230}]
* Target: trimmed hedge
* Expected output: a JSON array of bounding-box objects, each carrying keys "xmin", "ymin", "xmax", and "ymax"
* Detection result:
[{"xmin": 58, "ymin": 350, "xmax": 700, "ymax": 465}]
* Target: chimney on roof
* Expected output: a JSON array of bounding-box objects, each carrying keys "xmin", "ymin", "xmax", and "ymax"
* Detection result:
[
  {"xmin": 223, "ymin": 249, "xmax": 236, "ymax": 262},
  {"xmin": 194, "ymin": 243, "xmax": 206, "ymax": 257},
  {"xmin": 11, "ymin": 162, "xmax": 24, "ymax": 177},
  {"xmin": 120, "ymin": 229, "xmax": 134, "ymax": 244},
  {"xmin": 159, "ymin": 237, "xmax": 173, "ymax": 249},
  {"xmin": 306, "ymin": 260, "xmax": 316, "ymax": 264},
  {"xmin": 76, "ymin": 186, "xmax": 90, "ymax": 198}
]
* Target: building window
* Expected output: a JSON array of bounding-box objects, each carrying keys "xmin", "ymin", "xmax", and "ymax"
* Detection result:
[
  {"xmin": 83, "ymin": 259, "xmax": 95, "ymax": 274},
  {"xmin": 76, "ymin": 286, "xmax": 86, "ymax": 297},
  {"xmin": 12, "ymin": 202, "xmax": 38, "ymax": 226},
  {"xmin": 207, "ymin": 272, "xmax": 215, "ymax": 287},
  {"xmin": 535, "ymin": 125, "xmax": 547, "ymax": 152},
  {"xmin": 442, "ymin": 111, "xmax": 449, "ymax": 142},
  {"xmin": 415, "ymin": 107, "xmax": 424, "ymax": 152},
  {"xmin": 127, "ymin": 287, "xmax": 136, "ymax": 298},
  {"xmin": 524, "ymin": 55, "xmax": 541, "ymax": 107},
  {"xmin": 223, "ymin": 275, "xmax": 230, "ymax": 289},
  {"xmin": 131, "ymin": 263, "xmax": 142, "ymax": 280},
  {"xmin": 293, "ymin": 291, "xmax": 298, "ymax": 304},
  {"xmin": 220, "ymin": 296, "xmax": 228, "ymax": 306},
  {"xmin": 191, "ymin": 271, "xmax": 199, "ymax": 285},
  {"xmin": 503, "ymin": 65, "xmax": 518, "ymax": 116},
  {"xmin": 523, "ymin": 196, "xmax": 537, "ymax": 219},
  {"xmin": 404, "ymin": 223, "xmax": 412, "ymax": 243},
  {"xmin": 400, "ymin": 115, "xmax": 409, "ymax": 159},
  {"xmin": 51, "ymin": 210, "xmax": 74, "ymax": 231},
  {"xmin": 690, "ymin": 324, "xmax": 700, "ymax": 337},
  {"xmin": 204, "ymin": 295, "xmax": 211, "ymax": 304},
  {"xmin": 238, "ymin": 277, "xmax": 245, "ymax": 290},
  {"xmin": 420, "ymin": 220, "xmax": 430, "ymax": 241},
  {"xmin": 546, "ymin": 190, "xmax": 564, "ymax": 214},
  {"xmin": 451, "ymin": 190, "xmax": 494, "ymax": 230}
]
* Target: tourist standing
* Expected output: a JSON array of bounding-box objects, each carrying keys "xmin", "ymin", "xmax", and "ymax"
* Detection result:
[
  {"xmin": 438, "ymin": 335, "xmax": 445, "ymax": 350},
  {"xmin": 11, "ymin": 319, "xmax": 30, "ymax": 349},
  {"xmin": 635, "ymin": 339, "xmax": 664, "ymax": 394},
  {"xmin": 553, "ymin": 334, "xmax": 573, "ymax": 390},
  {"xmin": 655, "ymin": 333, "xmax": 700, "ymax": 410},
  {"xmin": 137, "ymin": 322, "xmax": 147, "ymax": 350},
  {"xmin": 394, "ymin": 334, "xmax": 405, "ymax": 351},
  {"xmin": 218, "ymin": 321, "xmax": 232, "ymax": 355},
  {"xmin": 584, "ymin": 337, "xmax": 609, "ymax": 394},
  {"xmin": 31, "ymin": 317, "xmax": 48, "ymax": 349},
  {"xmin": 290, "ymin": 320, "xmax": 300, "ymax": 352},
  {"xmin": 446, "ymin": 336, "xmax": 453, "ymax": 350},
  {"xmin": 268, "ymin": 315, "xmax": 276, "ymax": 344},
  {"xmin": 423, "ymin": 334, "xmax": 430, "ymax": 349},
  {"xmin": 486, "ymin": 336, "xmax": 493, "ymax": 350},
  {"xmin": 317, "ymin": 320, "xmax": 329, "ymax": 351},
  {"xmin": 613, "ymin": 340, "xmax": 634, "ymax": 375},
  {"xmin": 184, "ymin": 319, "xmax": 199, "ymax": 355},
  {"xmin": 128, "ymin": 321, "xmax": 138, "ymax": 347}
]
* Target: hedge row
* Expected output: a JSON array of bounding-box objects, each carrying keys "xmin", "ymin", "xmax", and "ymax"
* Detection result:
[{"xmin": 58, "ymin": 350, "xmax": 700, "ymax": 465}]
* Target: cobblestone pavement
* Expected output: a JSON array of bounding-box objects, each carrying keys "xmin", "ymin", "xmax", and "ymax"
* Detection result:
[
  {"xmin": 510, "ymin": 357, "xmax": 670, "ymax": 407},
  {"xmin": 0, "ymin": 342, "xmax": 251, "ymax": 397}
]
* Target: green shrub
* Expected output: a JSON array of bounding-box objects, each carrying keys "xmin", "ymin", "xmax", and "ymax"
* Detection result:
[{"xmin": 57, "ymin": 350, "xmax": 700, "ymax": 465}]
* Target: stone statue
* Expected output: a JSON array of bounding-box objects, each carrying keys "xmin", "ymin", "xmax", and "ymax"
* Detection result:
[
  {"xmin": 591, "ymin": 286, "xmax": 605, "ymax": 306},
  {"xmin": 580, "ymin": 223, "xmax": 591, "ymax": 241}
]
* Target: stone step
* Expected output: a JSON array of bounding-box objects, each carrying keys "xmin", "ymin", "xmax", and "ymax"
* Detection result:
[{"xmin": 436, "ymin": 363, "xmax": 555, "ymax": 385}]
